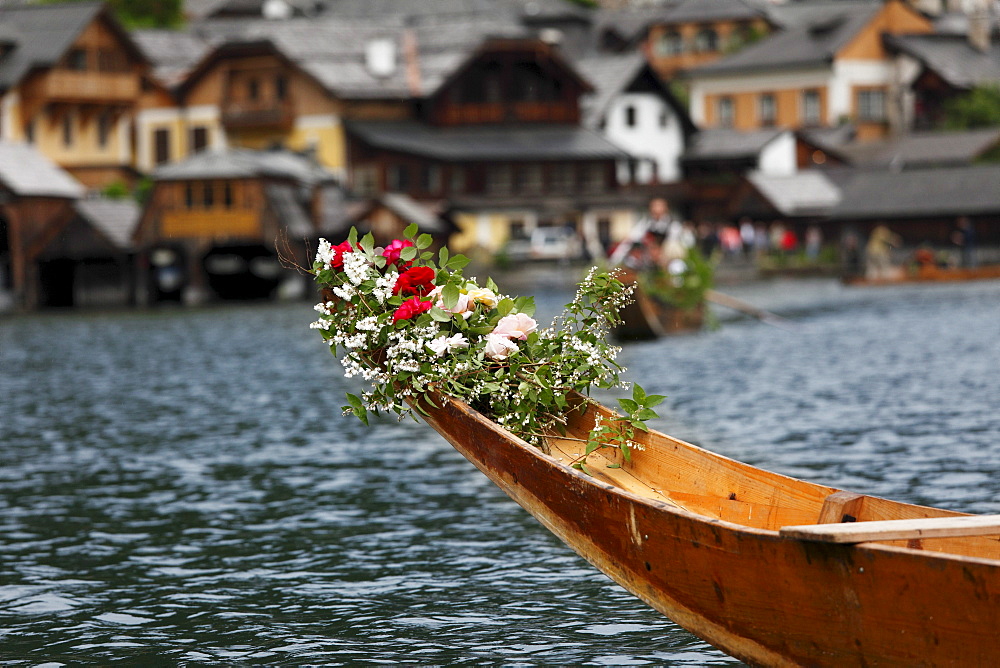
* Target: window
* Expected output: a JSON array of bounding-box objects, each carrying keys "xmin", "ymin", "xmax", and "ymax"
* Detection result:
[
  {"xmin": 190, "ymin": 126, "xmax": 209, "ymax": 154},
  {"xmin": 387, "ymin": 164, "xmax": 410, "ymax": 191},
  {"xmin": 758, "ymin": 93, "xmax": 776, "ymax": 127},
  {"xmin": 223, "ymin": 182, "xmax": 234, "ymax": 209},
  {"xmin": 718, "ymin": 96, "xmax": 734, "ymax": 128},
  {"xmin": 694, "ymin": 27, "xmax": 719, "ymax": 53},
  {"xmin": 97, "ymin": 112, "xmax": 112, "ymax": 149},
  {"xmin": 655, "ymin": 30, "xmax": 683, "ymax": 57},
  {"xmin": 153, "ymin": 128, "xmax": 170, "ymax": 165},
  {"xmin": 857, "ymin": 88, "xmax": 886, "ymax": 122},
  {"xmin": 62, "ymin": 114, "xmax": 73, "ymax": 147},
  {"xmin": 551, "ymin": 163, "xmax": 574, "ymax": 193},
  {"xmin": 515, "ymin": 164, "xmax": 543, "ymax": 194},
  {"xmin": 802, "ymin": 89, "xmax": 821, "ymax": 126},
  {"xmin": 248, "ymin": 78, "xmax": 260, "ymax": 102},
  {"xmin": 352, "ymin": 165, "xmax": 378, "ymax": 196},
  {"xmin": 185, "ymin": 182, "xmax": 195, "ymax": 209},
  {"xmin": 66, "ymin": 48, "xmax": 87, "ymax": 71},
  {"xmin": 420, "ymin": 165, "xmax": 441, "ymax": 193},
  {"xmin": 625, "ymin": 105, "xmax": 637, "ymax": 128},
  {"xmin": 449, "ymin": 166, "xmax": 465, "ymax": 194},
  {"xmin": 659, "ymin": 109, "xmax": 669, "ymax": 128},
  {"xmin": 486, "ymin": 164, "xmax": 512, "ymax": 195},
  {"xmin": 275, "ymin": 74, "xmax": 288, "ymax": 101},
  {"xmin": 202, "ymin": 182, "xmax": 214, "ymax": 208},
  {"xmin": 25, "ymin": 118, "xmax": 34, "ymax": 144},
  {"xmin": 581, "ymin": 163, "xmax": 606, "ymax": 191}
]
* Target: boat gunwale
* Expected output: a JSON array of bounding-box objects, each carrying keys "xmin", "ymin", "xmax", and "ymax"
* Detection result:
[{"xmin": 430, "ymin": 392, "xmax": 1000, "ymax": 567}]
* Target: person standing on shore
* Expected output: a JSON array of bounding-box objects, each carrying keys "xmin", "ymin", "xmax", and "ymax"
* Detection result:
[{"xmin": 952, "ymin": 216, "xmax": 977, "ymax": 268}]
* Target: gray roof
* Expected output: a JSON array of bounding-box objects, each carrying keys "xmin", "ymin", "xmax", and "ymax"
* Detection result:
[
  {"xmin": 154, "ymin": 148, "xmax": 336, "ymax": 184},
  {"xmin": 884, "ymin": 33, "xmax": 1000, "ymax": 90},
  {"xmin": 576, "ymin": 52, "xmax": 647, "ymax": 128},
  {"xmin": 131, "ymin": 29, "xmax": 215, "ymax": 85},
  {"xmin": 75, "ymin": 198, "xmax": 142, "ymax": 251},
  {"xmin": 346, "ymin": 120, "xmax": 631, "ymax": 161},
  {"xmin": 692, "ymin": 1, "xmax": 880, "ymax": 77},
  {"xmin": 595, "ymin": 0, "xmax": 762, "ymax": 43},
  {"xmin": 195, "ymin": 15, "xmax": 530, "ymax": 100},
  {"xmin": 747, "ymin": 169, "xmax": 840, "ymax": 216},
  {"xmin": 0, "ymin": 2, "xmax": 106, "ymax": 91},
  {"xmin": 836, "ymin": 128, "xmax": 1000, "ymax": 169},
  {"xmin": 683, "ymin": 128, "xmax": 785, "ymax": 161},
  {"xmin": 0, "ymin": 142, "xmax": 84, "ymax": 198},
  {"xmin": 831, "ymin": 164, "xmax": 1000, "ymax": 220},
  {"xmin": 265, "ymin": 182, "xmax": 314, "ymax": 236},
  {"xmin": 380, "ymin": 192, "xmax": 452, "ymax": 234},
  {"xmin": 319, "ymin": 0, "xmax": 590, "ymax": 23}
]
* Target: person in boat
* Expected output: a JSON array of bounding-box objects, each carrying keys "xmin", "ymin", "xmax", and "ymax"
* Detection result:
[
  {"xmin": 952, "ymin": 216, "xmax": 977, "ymax": 268},
  {"xmin": 865, "ymin": 225, "xmax": 902, "ymax": 279},
  {"xmin": 609, "ymin": 197, "xmax": 677, "ymax": 267}
]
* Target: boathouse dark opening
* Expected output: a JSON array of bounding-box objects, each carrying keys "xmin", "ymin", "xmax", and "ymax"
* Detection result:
[
  {"xmin": 37, "ymin": 258, "xmax": 75, "ymax": 307},
  {"xmin": 147, "ymin": 246, "xmax": 186, "ymax": 303},
  {"xmin": 0, "ymin": 216, "xmax": 11, "ymax": 290},
  {"xmin": 203, "ymin": 244, "xmax": 283, "ymax": 300}
]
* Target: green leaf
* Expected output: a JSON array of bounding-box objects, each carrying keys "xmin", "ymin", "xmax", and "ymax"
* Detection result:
[
  {"xmin": 618, "ymin": 398, "xmax": 639, "ymax": 414},
  {"xmin": 346, "ymin": 393, "xmax": 364, "ymax": 410},
  {"xmin": 585, "ymin": 440, "xmax": 600, "ymax": 454},
  {"xmin": 417, "ymin": 233, "xmax": 433, "ymax": 249},
  {"xmin": 442, "ymin": 284, "xmax": 460, "ymax": 310},
  {"xmin": 571, "ymin": 462, "xmax": 584, "ymax": 470},
  {"xmin": 497, "ymin": 298, "xmax": 514, "ymax": 316},
  {"xmin": 620, "ymin": 441, "xmax": 632, "ymax": 463},
  {"xmin": 638, "ymin": 408, "xmax": 658, "ymax": 421},
  {"xmin": 633, "ymin": 384, "xmax": 647, "ymax": 403},
  {"xmin": 430, "ymin": 307, "xmax": 452, "ymax": 322},
  {"xmin": 400, "ymin": 246, "xmax": 418, "ymax": 261},
  {"xmin": 514, "ymin": 296, "xmax": 536, "ymax": 317},
  {"xmin": 607, "ymin": 463, "xmax": 621, "ymax": 469},
  {"xmin": 359, "ymin": 232, "xmax": 375, "ymax": 254},
  {"xmin": 439, "ymin": 246, "xmax": 450, "ymax": 266},
  {"xmin": 404, "ymin": 222, "xmax": 418, "ymax": 239},
  {"xmin": 447, "ymin": 255, "xmax": 470, "ymax": 271},
  {"xmin": 645, "ymin": 394, "xmax": 667, "ymax": 408}
]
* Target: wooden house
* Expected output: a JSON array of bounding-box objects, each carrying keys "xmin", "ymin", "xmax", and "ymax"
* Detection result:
[
  {"xmin": 344, "ymin": 36, "xmax": 636, "ymax": 257},
  {"xmin": 133, "ymin": 147, "xmax": 337, "ymax": 302},
  {"xmin": 0, "ymin": 2, "xmax": 152, "ymax": 189},
  {"xmin": 685, "ymin": 0, "xmax": 932, "ymax": 141}
]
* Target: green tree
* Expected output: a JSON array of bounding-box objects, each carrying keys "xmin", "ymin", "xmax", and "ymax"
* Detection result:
[
  {"xmin": 40, "ymin": 0, "xmax": 183, "ymax": 29},
  {"xmin": 942, "ymin": 84, "xmax": 1000, "ymax": 130}
]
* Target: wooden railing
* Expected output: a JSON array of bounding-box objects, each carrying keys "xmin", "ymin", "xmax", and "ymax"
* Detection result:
[
  {"xmin": 33, "ymin": 69, "xmax": 140, "ymax": 102},
  {"xmin": 438, "ymin": 101, "xmax": 576, "ymax": 125},
  {"xmin": 221, "ymin": 99, "xmax": 295, "ymax": 130},
  {"xmin": 161, "ymin": 211, "xmax": 260, "ymax": 240}
]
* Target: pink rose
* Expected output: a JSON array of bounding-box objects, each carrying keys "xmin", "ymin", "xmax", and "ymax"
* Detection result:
[
  {"xmin": 382, "ymin": 239, "xmax": 415, "ymax": 266},
  {"xmin": 484, "ymin": 333, "xmax": 519, "ymax": 360},
  {"xmin": 392, "ymin": 296, "xmax": 433, "ymax": 323},
  {"xmin": 492, "ymin": 313, "xmax": 537, "ymax": 341}
]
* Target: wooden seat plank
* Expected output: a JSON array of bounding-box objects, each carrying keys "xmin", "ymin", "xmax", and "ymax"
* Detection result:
[{"xmin": 780, "ymin": 514, "xmax": 1000, "ymax": 544}]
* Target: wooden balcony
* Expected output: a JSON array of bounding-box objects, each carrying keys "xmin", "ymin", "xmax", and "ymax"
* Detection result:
[
  {"xmin": 30, "ymin": 69, "xmax": 140, "ymax": 103},
  {"xmin": 437, "ymin": 101, "xmax": 577, "ymax": 125},
  {"xmin": 221, "ymin": 99, "xmax": 294, "ymax": 130},
  {"xmin": 161, "ymin": 210, "xmax": 260, "ymax": 240}
]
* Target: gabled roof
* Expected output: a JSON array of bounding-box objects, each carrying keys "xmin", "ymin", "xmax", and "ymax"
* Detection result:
[
  {"xmin": 153, "ymin": 148, "xmax": 336, "ymax": 185},
  {"xmin": 683, "ymin": 128, "xmax": 787, "ymax": 161},
  {"xmin": 75, "ymin": 198, "xmax": 142, "ymax": 251},
  {"xmin": 830, "ymin": 164, "xmax": 1000, "ymax": 219},
  {"xmin": 0, "ymin": 2, "xmax": 147, "ymax": 92},
  {"xmin": 346, "ymin": 120, "xmax": 631, "ymax": 161},
  {"xmin": 691, "ymin": 0, "xmax": 880, "ymax": 77},
  {"xmin": 595, "ymin": 0, "xmax": 764, "ymax": 44},
  {"xmin": 884, "ymin": 33, "xmax": 1000, "ymax": 90},
  {"xmin": 131, "ymin": 29, "xmax": 216, "ymax": 86},
  {"xmin": 746, "ymin": 169, "xmax": 840, "ymax": 217},
  {"xmin": 576, "ymin": 52, "xmax": 696, "ymax": 134},
  {"xmin": 835, "ymin": 128, "xmax": 1000, "ymax": 170},
  {"xmin": 0, "ymin": 142, "xmax": 84, "ymax": 198}
]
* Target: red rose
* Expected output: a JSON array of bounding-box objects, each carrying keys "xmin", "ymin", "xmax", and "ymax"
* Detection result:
[
  {"xmin": 330, "ymin": 240, "xmax": 356, "ymax": 269},
  {"xmin": 383, "ymin": 239, "xmax": 415, "ymax": 266},
  {"xmin": 392, "ymin": 296, "xmax": 433, "ymax": 323},
  {"xmin": 392, "ymin": 266, "xmax": 436, "ymax": 297}
]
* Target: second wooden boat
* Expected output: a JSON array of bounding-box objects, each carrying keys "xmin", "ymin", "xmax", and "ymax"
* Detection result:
[
  {"xmin": 417, "ymin": 393, "xmax": 1000, "ymax": 667},
  {"xmin": 614, "ymin": 269, "xmax": 705, "ymax": 340}
]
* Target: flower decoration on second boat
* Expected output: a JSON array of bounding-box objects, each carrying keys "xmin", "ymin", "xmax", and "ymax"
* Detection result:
[{"xmin": 310, "ymin": 225, "xmax": 644, "ymax": 452}]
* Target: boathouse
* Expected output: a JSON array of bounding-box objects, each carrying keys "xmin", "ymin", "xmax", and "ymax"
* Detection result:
[{"xmin": 133, "ymin": 147, "xmax": 339, "ymax": 303}]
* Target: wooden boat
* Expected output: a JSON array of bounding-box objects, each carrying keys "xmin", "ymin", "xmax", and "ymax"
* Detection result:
[
  {"xmin": 614, "ymin": 270, "xmax": 704, "ymax": 340},
  {"xmin": 418, "ymin": 394, "xmax": 1000, "ymax": 667},
  {"xmin": 844, "ymin": 263, "xmax": 1000, "ymax": 286}
]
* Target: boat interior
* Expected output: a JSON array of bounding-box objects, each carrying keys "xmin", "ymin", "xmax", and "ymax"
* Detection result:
[{"xmin": 549, "ymin": 401, "xmax": 1000, "ymax": 561}]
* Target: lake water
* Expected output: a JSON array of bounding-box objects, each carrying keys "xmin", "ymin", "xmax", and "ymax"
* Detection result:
[{"xmin": 1, "ymin": 276, "xmax": 998, "ymax": 665}]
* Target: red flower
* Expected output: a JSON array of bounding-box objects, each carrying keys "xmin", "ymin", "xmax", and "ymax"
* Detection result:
[
  {"xmin": 392, "ymin": 296, "xmax": 433, "ymax": 323},
  {"xmin": 330, "ymin": 240, "xmax": 356, "ymax": 269},
  {"xmin": 383, "ymin": 239, "xmax": 415, "ymax": 266},
  {"xmin": 393, "ymin": 266, "xmax": 436, "ymax": 297}
]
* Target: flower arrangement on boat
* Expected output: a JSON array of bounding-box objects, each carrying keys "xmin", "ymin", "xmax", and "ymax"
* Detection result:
[{"xmin": 310, "ymin": 225, "xmax": 664, "ymax": 467}]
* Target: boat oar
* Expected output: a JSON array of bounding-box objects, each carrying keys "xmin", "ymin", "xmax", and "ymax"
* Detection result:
[{"xmin": 704, "ymin": 289, "xmax": 800, "ymax": 331}]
